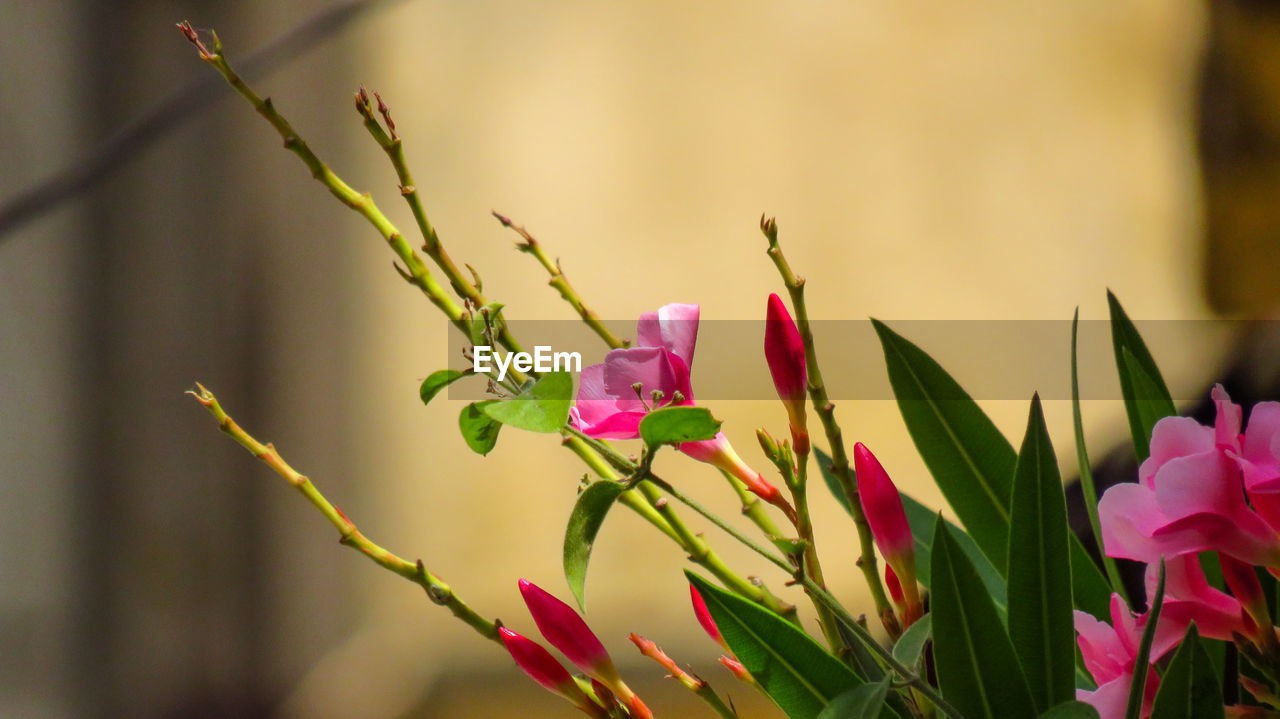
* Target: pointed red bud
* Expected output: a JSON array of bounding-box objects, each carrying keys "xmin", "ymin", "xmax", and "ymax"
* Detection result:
[
  {"xmin": 885, "ymin": 565, "xmax": 905, "ymax": 605},
  {"xmin": 499, "ymin": 627, "xmax": 591, "ymax": 702},
  {"xmin": 691, "ymin": 584, "xmax": 729, "ymax": 650},
  {"xmin": 853, "ymin": 443, "xmax": 914, "ymax": 562},
  {"xmin": 765, "ymin": 293, "xmax": 809, "ymax": 454},
  {"xmin": 681, "ymin": 433, "xmax": 796, "ymax": 522},
  {"xmin": 519, "ymin": 579, "xmax": 617, "ymax": 682},
  {"xmin": 718, "ymin": 655, "xmax": 753, "ymax": 683},
  {"xmin": 1221, "ymin": 553, "xmax": 1270, "ymax": 631}
]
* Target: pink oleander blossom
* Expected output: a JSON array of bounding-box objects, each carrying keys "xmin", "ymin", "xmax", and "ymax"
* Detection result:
[
  {"xmin": 1097, "ymin": 385, "xmax": 1280, "ymax": 567},
  {"xmin": 570, "ymin": 303, "xmax": 787, "ymax": 509},
  {"xmin": 1075, "ymin": 594, "xmax": 1162, "ymax": 719}
]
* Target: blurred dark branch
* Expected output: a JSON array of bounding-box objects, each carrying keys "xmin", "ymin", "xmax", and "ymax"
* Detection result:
[{"xmin": 0, "ymin": 0, "xmax": 406, "ymax": 241}]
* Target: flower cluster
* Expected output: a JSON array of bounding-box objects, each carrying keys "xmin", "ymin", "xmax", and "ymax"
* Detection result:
[{"xmin": 1078, "ymin": 386, "xmax": 1280, "ymax": 718}]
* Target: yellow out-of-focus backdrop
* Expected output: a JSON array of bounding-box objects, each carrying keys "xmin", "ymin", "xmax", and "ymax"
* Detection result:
[{"xmin": 3, "ymin": 0, "xmax": 1263, "ymax": 717}]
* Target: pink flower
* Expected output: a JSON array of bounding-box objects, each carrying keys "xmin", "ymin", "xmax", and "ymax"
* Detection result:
[
  {"xmin": 1075, "ymin": 594, "xmax": 1162, "ymax": 719},
  {"xmin": 764, "ymin": 293, "xmax": 809, "ymax": 454},
  {"xmin": 571, "ymin": 303, "xmax": 790, "ymax": 513},
  {"xmin": 1097, "ymin": 385, "xmax": 1280, "ymax": 567},
  {"xmin": 1149, "ymin": 555, "xmax": 1246, "ymax": 647}
]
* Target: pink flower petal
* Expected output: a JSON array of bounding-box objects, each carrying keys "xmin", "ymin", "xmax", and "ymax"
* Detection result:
[{"xmin": 636, "ymin": 303, "xmax": 700, "ymax": 368}]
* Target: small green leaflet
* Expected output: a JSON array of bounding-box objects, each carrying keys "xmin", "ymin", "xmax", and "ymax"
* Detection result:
[
  {"xmin": 459, "ymin": 401, "xmax": 502, "ymax": 455},
  {"xmin": 563, "ymin": 481, "xmax": 626, "ymax": 611},
  {"xmin": 891, "ymin": 614, "xmax": 932, "ymax": 668},
  {"xmin": 1149, "ymin": 624, "xmax": 1224, "ymax": 719},
  {"xmin": 420, "ymin": 369, "xmax": 468, "ymax": 406},
  {"xmin": 482, "ymin": 370, "xmax": 573, "ymax": 433},
  {"xmin": 638, "ymin": 406, "xmax": 721, "ymax": 447}
]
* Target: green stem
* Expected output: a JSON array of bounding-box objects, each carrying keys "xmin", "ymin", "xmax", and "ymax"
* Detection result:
[
  {"xmin": 760, "ymin": 215, "xmax": 895, "ymax": 626},
  {"xmin": 178, "ymin": 24, "xmax": 466, "ymax": 332},
  {"xmin": 493, "ymin": 211, "xmax": 630, "ymax": 351},
  {"xmin": 800, "ymin": 577, "xmax": 965, "ymax": 719},
  {"xmin": 188, "ymin": 383, "xmax": 499, "ymax": 643},
  {"xmin": 563, "ymin": 436, "xmax": 796, "ymax": 619},
  {"xmin": 792, "ymin": 454, "xmax": 844, "ymax": 651}
]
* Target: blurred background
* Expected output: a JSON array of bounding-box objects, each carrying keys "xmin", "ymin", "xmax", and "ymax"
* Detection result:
[{"xmin": 2, "ymin": 0, "xmax": 1276, "ymax": 716}]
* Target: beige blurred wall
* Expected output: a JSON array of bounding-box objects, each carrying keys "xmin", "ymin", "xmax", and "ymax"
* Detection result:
[{"xmin": 265, "ymin": 1, "xmax": 1217, "ymax": 716}]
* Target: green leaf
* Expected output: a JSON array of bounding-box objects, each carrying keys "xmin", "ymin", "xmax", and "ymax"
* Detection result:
[
  {"xmin": 686, "ymin": 572, "xmax": 862, "ymax": 719},
  {"xmin": 563, "ymin": 481, "xmax": 626, "ymax": 611},
  {"xmin": 872, "ymin": 319, "xmax": 1017, "ymax": 573},
  {"xmin": 459, "ymin": 401, "xmax": 502, "ymax": 454},
  {"xmin": 1107, "ymin": 290, "xmax": 1176, "ymax": 461},
  {"xmin": 1125, "ymin": 560, "xmax": 1166, "ymax": 719},
  {"xmin": 1008, "ymin": 395, "xmax": 1076, "ymax": 712},
  {"xmin": 891, "ymin": 613, "xmax": 932, "ymax": 668},
  {"xmin": 420, "ymin": 369, "xmax": 468, "ymax": 406},
  {"xmin": 638, "ymin": 406, "xmax": 721, "ymax": 447},
  {"xmin": 931, "ymin": 516, "xmax": 1037, "ymax": 719},
  {"xmin": 1040, "ymin": 702, "xmax": 1102, "ymax": 719},
  {"xmin": 482, "ymin": 370, "xmax": 573, "ymax": 433},
  {"xmin": 1072, "ymin": 309, "xmax": 1129, "ymax": 600},
  {"xmin": 817, "ymin": 677, "xmax": 891, "ymax": 719},
  {"xmin": 1149, "ymin": 624, "xmax": 1224, "ymax": 719},
  {"xmin": 468, "ymin": 302, "xmax": 507, "ymax": 345}
]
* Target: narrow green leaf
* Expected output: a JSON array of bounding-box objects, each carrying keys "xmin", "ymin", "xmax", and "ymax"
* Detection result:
[
  {"xmin": 1125, "ymin": 561, "xmax": 1166, "ymax": 719},
  {"xmin": 686, "ymin": 572, "xmax": 863, "ymax": 719},
  {"xmin": 563, "ymin": 481, "xmax": 626, "ymax": 611},
  {"xmin": 872, "ymin": 319, "xmax": 1017, "ymax": 571},
  {"xmin": 891, "ymin": 613, "xmax": 932, "ymax": 668},
  {"xmin": 1072, "ymin": 309, "xmax": 1129, "ymax": 600},
  {"xmin": 1008, "ymin": 395, "xmax": 1076, "ymax": 711},
  {"xmin": 817, "ymin": 677, "xmax": 891, "ymax": 719},
  {"xmin": 1107, "ymin": 290, "xmax": 1176, "ymax": 461},
  {"xmin": 482, "ymin": 370, "xmax": 573, "ymax": 433},
  {"xmin": 420, "ymin": 369, "xmax": 468, "ymax": 406},
  {"xmin": 459, "ymin": 401, "xmax": 502, "ymax": 454},
  {"xmin": 1040, "ymin": 702, "xmax": 1102, "ymax": 719},
  {"xmin": 931, "ymin": 516, "xmax": 1037, "ymax": 719},
  {"xmin": 1149, "ymin": 624, "xmax": 1224, "ymax": 719},
  {"xmin": 639, "ymin": 406, "xmax": 721, "ymax": 447}
]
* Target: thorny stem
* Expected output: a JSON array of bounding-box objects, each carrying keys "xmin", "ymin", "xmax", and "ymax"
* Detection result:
[
  {"xmin": 563, "ymin": 435, "xmax": 796, "ymax": 620},
  {"xmin": 799, "ymin": 576, "xmax": 966, "ymax": 719},
  {"xmin": 492, "ymin": 211, "xmax": 630, "ymax": 351},
  {"xmin": 760, "ymin": 215, "xmax": 895, "ymax": 628},
  {"xmin": 187, "ymin": 384, "xmax": 500, "ymax": 644},
  {"xmin": 791, "ymin": 455, "xmax": 844, "ymax": 652},
  {"xmin": 177, "ymin": 22, "xmax": 467, "ymax": 332},
  {"xmin": 354, "ymin": 90, "xmax": 529, "ymax": 383}
]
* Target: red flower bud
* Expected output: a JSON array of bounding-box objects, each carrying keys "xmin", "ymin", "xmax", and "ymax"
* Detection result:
[
  {"xmin": 690, "ymin": 584, "xmax": 728, "ymax": 650},
  {"xmin": 885, "ymin": 564, "xmax": 905, "ymax": 605},
  {"xmin": 718, "ymin": 655, "xmax": 753, "ymax": 683},
  {"xmin": 854, "ymin": 443, "xmax": 914, "ymax": 562},
  {"xmin": 519, "ymin": 579, "xmax": 616, "ymax": 681},
  {"xmin": 1220, "ymin": 553, "xmax": 1270, "ymax": 631},
  {"xmin": 765, "ymin": 293, "xmax": 809, "ymax": 454},
  {"xmin": 499, "ymin": 626, "xmax": 588, "ymax": 702}
]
